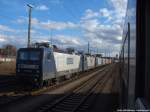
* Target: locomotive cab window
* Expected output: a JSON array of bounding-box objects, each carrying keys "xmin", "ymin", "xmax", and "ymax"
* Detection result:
[
  {"xmin": 19, "ymin": 51, "xmax": 28, "ymax": 60},
  {"xmin": 18, "ymin": 51, "xmax": 40, "ymax": 61},
  {"xmin": 30, "ymin": 51, "xmax": 40, "ymax": 61}
]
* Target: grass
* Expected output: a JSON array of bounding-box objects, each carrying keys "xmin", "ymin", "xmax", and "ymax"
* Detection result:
[{"xmin": 0, "ymin": 61, "xmax": 16, "ymax": 75}]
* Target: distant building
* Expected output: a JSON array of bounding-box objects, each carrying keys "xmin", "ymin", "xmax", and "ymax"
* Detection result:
[{"xmin": 0, "ymin": 48, "xmax": 4, "ymax": 57}]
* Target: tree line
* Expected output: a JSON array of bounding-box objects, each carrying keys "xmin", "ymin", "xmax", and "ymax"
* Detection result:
[{"xmin": 0, "ymin": 44, "xmax": 17, "ymax": 57}]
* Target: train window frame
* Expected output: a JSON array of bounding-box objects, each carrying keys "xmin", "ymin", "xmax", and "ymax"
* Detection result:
[
  {"xmin": 135, "ymin": 0, "xmax": 150, "ymax": 109},
  {"xmin": 144, "ymin": 0, "xmax": 150, "ymax": 105}
]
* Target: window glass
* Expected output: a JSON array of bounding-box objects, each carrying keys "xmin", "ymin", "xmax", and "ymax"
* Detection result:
[
  {"xmin": 19, "ymin": 51, "xmax": 40, "ymax": 61},
  {"xmin": 19, "ymin": 51, "xmax": 28, "ymax": 60},
  {"xmin": 30, "ymin": 51, "xmax": 40, "ymax": 61}
]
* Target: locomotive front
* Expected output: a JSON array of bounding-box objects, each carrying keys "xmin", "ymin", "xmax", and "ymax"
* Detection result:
[{"xmin": 16, "ymin": 48, "xmax": 43, "ymax": 85}]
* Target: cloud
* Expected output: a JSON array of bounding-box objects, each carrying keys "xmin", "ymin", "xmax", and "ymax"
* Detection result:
[
  {"xmin": 31, "ymin": 36, "xmax": 49, "ymax": 43},
  {"xmin": 81, "ymin": 18, "xmax": 122, "ymax": 42},
  {"xmin": 28, "ymin": 34, "xmax": 82, "ymax": 48},
  {"xmin": 82, "ymin": 8, "xmax": 113, "ymax": 22},
  {"xmin": 15, "ymin": 18, "xmax": 26, "ymax": 24},
  {"xmin": 79, "ymin": 0, "xmax": 128, "ymax": 56},
  {"xmin": 32, "ymin": 19, "xmax": 78, "ymax": 30},
  {"xmin": 0, "ymin": 0, "xmax": 128, "ymax": 56},
  {"xmin": 0, "ymin": 34, "xmax": 10, "ymax": 43},
  {"xmin": 54, "ymin": 35, "xmax": 82, "ymax": 46},
  {"xmin": 0, "ymin": 37, "xmax": 6, "ymax": 42},
  {"xmin": 99, "ymin": 8, "xmax": 113, "ymax": 21},
  {"xmin": 0, "ymin": 24, "xmax": 16, "ymax": 32},
  {"xmin": 81, "ymin": 21, "xmax": 122, "ymax": 55},
  {"xmin": 35, "ymin": 5, "xmax": 49, "ymax": 11},
  {"xmin": 109, "ymin": 0, "xmax": 128, "ymax": 25},
  {"xmin": 40, "ymin": 21, "xmax": 78, "ymax": 30},
  {"xmin": 0, "ymin": 34, "xmax": 27, "ymax": 48},
  {"xmin": 109, "ymin": 0, "xmax": 127, "ymax": 14},
  {"xmin": 81, "ymin": 19, "xmax": 99, "ymax": 32},
  {"xmin": 15, "ymin": 17, "xmax": 79, "ymax": 31},
  {"xmin": 82, "ymin": 9, "xmax": 99, "ymax": 20},
  {"xmin": 31, "ymin": 18, "xmax": 40, "ymax": 25}
]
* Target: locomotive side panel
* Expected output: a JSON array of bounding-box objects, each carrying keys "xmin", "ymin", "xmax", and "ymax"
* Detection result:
[
  {"xmin": 96, "ymin": 57, "xmax": 102, "ymax": 66},
  {"xmin": 102, "ymin": 58, "xmax": 105, "ymax": 65},
  {"xmin": 86, "ymin": 56, "xmax": 95, "ymax": 69},
  {"xmin": 42, "ymin": 48, "xmax": 56, "ymax": 80},
  {"xmin": 16, "ymin": 48, "xmax": 44, "ymax": 86},
  {"xmin": 54, "ymin": 52, "xmax": 81, "ymax": 77}
]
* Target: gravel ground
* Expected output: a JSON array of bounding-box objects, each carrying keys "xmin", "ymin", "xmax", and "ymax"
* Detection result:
[
  {"xmin": 1, "ymin": 67, "xmax": 105, "ymax": 112},
  {"xmin": 88, "ymin": 63, "xmax": 119, "ymax": 112},
  {"xmin": 0, "ymin": 64, "xmax": 119, "ymax": 112}
]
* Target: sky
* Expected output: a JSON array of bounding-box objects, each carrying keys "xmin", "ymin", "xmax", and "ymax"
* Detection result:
[{"xmin": 0, "ymin": 0, "xmax": 128, "ymax": 56}]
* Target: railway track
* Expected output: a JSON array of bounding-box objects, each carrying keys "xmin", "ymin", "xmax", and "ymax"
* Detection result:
[
  {"xmin": 76, "ymin": 68, "xmax": 114, "ymax": 112},
  {"xmin": 0, "ymin": 65, "xmax": 108, "ymax": 110},
  {"xmin": 0, "ymin": 78, "xmax": 16, "ymax": 88},
  {"xmin": 0, "ymin": 65, "xmax": 107, "ymax": 95},
  {"xmin": 36, "ymin": 65, "xmax": 113, "ymax": 112},
  {"xmin": 0, "ymin": 78, "xmax": 17, "ymax": 96}
]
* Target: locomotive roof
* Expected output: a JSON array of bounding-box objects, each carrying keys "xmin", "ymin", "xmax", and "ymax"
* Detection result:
[{"xmin": 18, "ymin": 48, "xmax": 105, "ymax": 58}]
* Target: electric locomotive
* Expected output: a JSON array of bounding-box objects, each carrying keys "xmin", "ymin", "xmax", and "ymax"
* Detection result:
[{"xmin": 16, "ymin": 43, "xmax": 106, "ymax": 87}]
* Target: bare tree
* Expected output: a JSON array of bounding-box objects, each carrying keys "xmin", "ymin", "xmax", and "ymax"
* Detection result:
[{"xmin": 2, "ymin": 44, "xmax": 17, "ymax": 57}]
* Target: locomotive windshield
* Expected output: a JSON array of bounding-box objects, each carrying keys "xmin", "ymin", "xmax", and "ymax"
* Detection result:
[{"xmin": 19, "ymin": 51, "xmax": 40, "ymax": 61}]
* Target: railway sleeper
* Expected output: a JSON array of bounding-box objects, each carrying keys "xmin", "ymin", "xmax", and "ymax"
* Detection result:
[
  {"xmin": 58, "ymin": 103, "xmax": 75, "ymax": 108},
  {"xmin": 53, "ymin": 105, "xmax": 74, "ymax": 110},
  {"xmin": 51, "ymin": 107, "xmax": 73, "ymax": 112},
  {"xmin": 62, "ymin": 100, "xmax": 81, "ymax": 104},
  {"xmin": 51, "ymin": 108, "xmax": 68, "ymax": 112}
]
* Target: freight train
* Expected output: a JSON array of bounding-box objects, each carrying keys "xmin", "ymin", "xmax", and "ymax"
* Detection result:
[
  {"xmin": 16, "ymin": 43, "xmax": 111, "ymax": 87},
  {"xmin": 119, "ymin": 0, "xmax": 150, "ymax": 110}
]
